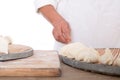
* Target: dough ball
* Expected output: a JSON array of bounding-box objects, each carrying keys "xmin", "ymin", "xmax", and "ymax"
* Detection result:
[{"xmin": 99, "ymin": 48, "xmax": 113, "ymax": 65}]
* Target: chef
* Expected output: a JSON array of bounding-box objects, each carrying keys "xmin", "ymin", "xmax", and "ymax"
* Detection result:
[{"xmin": 34, "ymin": 0, "xmax": 120, "ymax": 50}]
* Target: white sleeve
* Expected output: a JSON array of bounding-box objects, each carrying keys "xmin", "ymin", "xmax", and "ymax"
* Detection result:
[{"xmin": 34, "ymin": 0, "xmax": 59, "ymax": 12}]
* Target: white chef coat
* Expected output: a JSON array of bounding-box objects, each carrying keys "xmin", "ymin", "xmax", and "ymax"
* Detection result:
[{"xmin": 34, "ymin": 0, "xmax": 120, "ymax": 50}]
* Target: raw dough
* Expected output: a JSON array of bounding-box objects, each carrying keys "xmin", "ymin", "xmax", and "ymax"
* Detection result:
[
  {"xmin": 76, "ymin": 48, "xmax": 99, "ymax": 63},
  {"xmin": 99, "ymin": 48, "xmax": 113, "ymax": 65},
  {"xmin": 0, "ymin": 36, "xmax": 12, "ymax": 54},
  {"xmin": 60, "ymin": 42, "xmax": 88, "ymax": 58},
  {"xmin": 0, "ymin": 37, "xmax": 8, "ymax": 54},
  {"xmin": 60, "ymin": 42, "xmax": 99, "ymax": 63}
]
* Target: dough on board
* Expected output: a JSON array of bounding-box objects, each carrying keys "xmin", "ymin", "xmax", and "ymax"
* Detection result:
[
  {"xmin": 75, "ymin": 48, "xmax": 99, "ymax": 63},
  {"xmin": 60, "ymin": 42, "xmax": 100, "ymax": 63},
  {"xmin": 0, "ymin": 36, "xmax": 12, "ymax": 54},
  {"xmin": 60, "ymin": 42, "xmax": 88, "ymax": 58},
  {"xmin": 60, "ymin": 42, "xmax": 120, "ymax": 66}
]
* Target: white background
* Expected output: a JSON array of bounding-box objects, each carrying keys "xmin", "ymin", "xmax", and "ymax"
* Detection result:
[{"xmin": 0, "ymin": 0, "xmax": 54, "ymax": 50}]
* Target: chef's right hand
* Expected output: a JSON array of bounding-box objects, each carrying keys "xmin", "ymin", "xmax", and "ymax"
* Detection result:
[
  {"xmin": 39, "ymin": 5, "xmax": 71, "ymax": 43},
  {"xmin": 52, "ymin": 19, "xmax": 71, "ymax": 44}
]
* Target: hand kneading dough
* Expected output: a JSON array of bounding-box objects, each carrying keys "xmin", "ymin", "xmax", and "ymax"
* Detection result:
[
  {"xmin": 0, "ymin": 36, "xmax": 12, "ymax": 54},
  {"xmin": 99, "ymin": 48, "xmax": 113, "ymax": 65},
  {"xmin": 60, "ymin": 42, "xmax": 99, "ymax": 63}
]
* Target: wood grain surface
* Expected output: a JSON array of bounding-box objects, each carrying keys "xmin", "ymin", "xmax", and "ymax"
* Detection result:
[
  {"xmin": 8, "ymin": 44, "xmax": 33, "ymax": 53},
  {"xmin": 0, "ymin": 50, "xmax": 61, "ymax": 77}
]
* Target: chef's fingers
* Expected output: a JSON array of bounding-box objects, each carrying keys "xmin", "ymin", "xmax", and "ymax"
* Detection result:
[
  {"xmin": 58, "ymin": 34, "xmax": 68, "ymax": 43},
  {"xmin": 62, "ymin": 24, "xmax": 71, "ymax": 43},
  {"xmin": 52, "ymin": 28, "xmax": 67, "ymax": 43},
  {"xmin": 63, "ymin": 32, "xmax": 71, "ymax": 43}
]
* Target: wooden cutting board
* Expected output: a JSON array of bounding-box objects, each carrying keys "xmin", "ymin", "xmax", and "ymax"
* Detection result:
[{"xmin": 0, "ymin": 50, "xmax": 61, "ymax": 77}]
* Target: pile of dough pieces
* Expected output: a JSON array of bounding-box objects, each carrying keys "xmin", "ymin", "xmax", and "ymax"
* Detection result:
[
  {"xmin": 60, "ymin": 42, "xmax": 120, "ymax": 67},
  {"xmin": 0, "ymin": 35, "xmax": 12, "ymax": 54}
]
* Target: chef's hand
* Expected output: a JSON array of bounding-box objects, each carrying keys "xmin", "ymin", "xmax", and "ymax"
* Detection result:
[
  {"xmin": 52, "ymin": 19, "xmax": 71, "ymax": 44},
  {"xmin": 39, "ymin": 5, "xmax": 71, "ymax": 43}
]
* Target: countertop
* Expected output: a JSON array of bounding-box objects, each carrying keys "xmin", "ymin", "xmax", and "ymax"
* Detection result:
[{"xmin": 0, "ymin": 62, "xmax": 119, "ymax": 80}]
